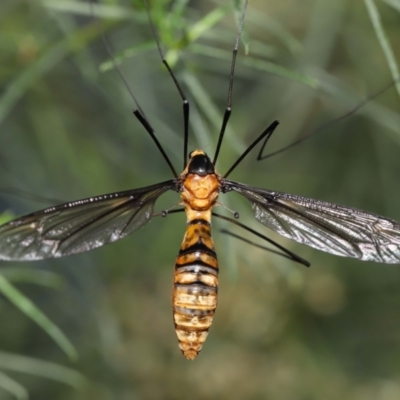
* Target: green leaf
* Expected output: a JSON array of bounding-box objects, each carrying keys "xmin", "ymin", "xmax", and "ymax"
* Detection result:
[
  {"xmin": 0, "ymin": 351, "xmax": 85, "ymax": 388},
  {"xmin": 0, "ymin": 275, "xmax": 78, "ymax": 361},
  {"xmin": 187, "ymin": 5, "xmax": 231, "ymax": 43},
  {"xmin": 1, "ymin": 268, "xmax": 64, "ymax": 289},
  {"xmin": 364, "ymin": 0, "xmax": 400, "ymax": 99},
  {"xmin": 99, "ymin": 40, "xmax": 157, "ymax": 72},
  {"xmin": 0, "ymin": 371, "xmax": 28, "ymax": 400},
  {"xmin": 0, "ymin": 211, "xmax": 14, "ymax": 226}
]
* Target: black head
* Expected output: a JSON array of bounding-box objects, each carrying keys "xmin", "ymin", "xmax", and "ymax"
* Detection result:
[{"xmin": 187, "ymin": 150, "xmax": 215, "ymax": 176}]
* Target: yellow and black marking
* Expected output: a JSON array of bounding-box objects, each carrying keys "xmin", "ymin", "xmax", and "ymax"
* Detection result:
[
  {"xmin": 171, "ymin": 149, "xmax": 221, "ymax": 359},
  {"xmin": 173, "ymin": 214, "xmax": 219, "ymax": 360}
]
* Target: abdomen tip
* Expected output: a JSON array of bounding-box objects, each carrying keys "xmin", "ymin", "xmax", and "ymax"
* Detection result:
[{"xmin": 184, "ymin": 350, "xmax": 198, "ymax": 360}]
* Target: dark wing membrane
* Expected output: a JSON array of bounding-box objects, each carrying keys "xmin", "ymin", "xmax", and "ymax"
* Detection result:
[
  {"xmin": 0, "ymin": 180, "xmax": 177, "ymax": 261},
  {"xmin": 224, "ymin": 180, "xmax": 400, "ymax": 264}
]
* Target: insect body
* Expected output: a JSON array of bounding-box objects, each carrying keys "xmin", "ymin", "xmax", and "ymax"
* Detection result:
[
  {"xmin": 173, "ymin": 150, "xmax": 220, "ymax": 359},
  {"xmin": 2, "ymin": 147, "xmax": 400, "ymax": 359},
  {"xmin": 1, "ymin": 0, "xmax": 400, "ymax": 359}
]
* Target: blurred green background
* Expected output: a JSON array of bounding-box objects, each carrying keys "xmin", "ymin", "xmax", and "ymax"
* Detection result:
[{"xmin": 1, "ymin": 0, "xmax": 400, "ymax": 399}]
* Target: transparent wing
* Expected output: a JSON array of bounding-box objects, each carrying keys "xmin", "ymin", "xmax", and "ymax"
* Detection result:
[
  {"xmin": 224, "ymin": 180, "xmax": 400, "ymax": 264},
  {"xmin": 0, "ymin": 180, "xmax": 176, "ymax": 261}
]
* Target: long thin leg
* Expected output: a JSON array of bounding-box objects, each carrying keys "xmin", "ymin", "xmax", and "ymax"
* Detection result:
[
  {"xmin": 221, "ymin": 229, "xmax": 307, "ymax": 265},
  {"xmin": 223, "ymin": 120, "xmax": 279, "ymax": 179},
  {"xmin": 89, "ymin": 0, "xmax": 178, "ymax": 177},
  {"xmin": 213, "ymin": 0, "xmax": 249, "ymax": 166},
  {"xmin": 213, "ymin": 212, "xmax": 310, "ymax": 267},
  {"xmin": 159, "ymin": 209, "xmax": 310, "ymax": 266},
  {"xmin": 257, "ymin": 80, "xmax": 398, "ymax": 161},
  {"xmin": 144, "ymin": 0, "xmax": 189, "ymax": 170}
]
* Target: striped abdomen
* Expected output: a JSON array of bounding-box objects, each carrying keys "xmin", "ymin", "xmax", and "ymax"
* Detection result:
[{"xmin": 173, "ymin": 214, "xmax": 218, "ymax": 360}]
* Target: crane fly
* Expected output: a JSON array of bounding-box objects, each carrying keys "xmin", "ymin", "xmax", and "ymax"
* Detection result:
[{"xmin": 1, "ymin": 0, "xmax": 400, "ymax": 360}]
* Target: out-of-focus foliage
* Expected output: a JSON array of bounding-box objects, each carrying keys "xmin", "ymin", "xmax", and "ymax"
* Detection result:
[{"xmin": 0, "ymin": 0, "xmax": 400, "ymax": 399}]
